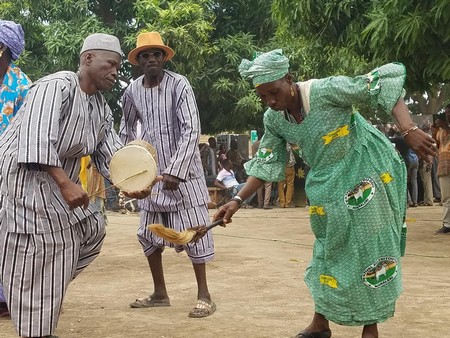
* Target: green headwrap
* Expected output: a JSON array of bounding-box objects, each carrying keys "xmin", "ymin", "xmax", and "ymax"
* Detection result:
[{"xmin": 238, "ymin": 49, "xmax": 290, "ymax": 87}]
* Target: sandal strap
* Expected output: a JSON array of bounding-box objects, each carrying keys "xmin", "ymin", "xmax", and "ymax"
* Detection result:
[{"xmin": 194, "ymin": 299, "xmax": 213, "ymax": 309}]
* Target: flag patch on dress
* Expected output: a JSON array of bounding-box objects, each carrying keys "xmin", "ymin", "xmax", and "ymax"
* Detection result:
[
  {"xmin": 344, "ymin": 178, "xmax": 375, "ymax": 210},
  {"xmin": 257, "ymin": 147, "xmax": 274, "ymax": 162},
  {"xmin": 380, "ymin": 172, "xmax": 393, "ymax": 183},
  {"xmin": 309, "ymin": 206, "xmax": 325, "ymax": 216},
  {"xmin": 362, "ymin": 257, "xmax": 398, "ymax": 288}
]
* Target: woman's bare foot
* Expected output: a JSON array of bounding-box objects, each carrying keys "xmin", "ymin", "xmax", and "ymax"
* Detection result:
[
  {"xmin": 362, "ymin": 323, "xmax": 378, "ymax": 338},
  {"xmin": 296, "ymin": 312, "xmax": 331, "ymax": 337}
]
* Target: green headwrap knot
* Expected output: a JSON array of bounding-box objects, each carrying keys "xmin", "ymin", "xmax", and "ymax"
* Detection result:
[{"xmin": 238, "ymin": 49, "xmax": 290, "ymax": 87}]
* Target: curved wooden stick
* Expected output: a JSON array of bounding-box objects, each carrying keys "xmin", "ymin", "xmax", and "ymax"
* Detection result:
[{"xmin": 89, "ymin": 169, "xmax": 148, "ymax": 197}]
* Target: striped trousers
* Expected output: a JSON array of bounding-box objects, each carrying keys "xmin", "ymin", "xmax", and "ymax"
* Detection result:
[
  {"xmin": 0, "ymin": 213, "xmax": 106, "ymax": 337},
  {"xmin": 139, "ymin": 204, "xmax": 214, "ymax": 264}
]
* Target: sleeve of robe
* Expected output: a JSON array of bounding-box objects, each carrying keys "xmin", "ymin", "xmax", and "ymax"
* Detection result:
[
  {"xmin": 314, "ymin": 62, "xmax": 407, "ymax": 116},
  {"xmin": 163, "ymin": 79, "xmax": 201, "ymax": 181},
  {"xmin": 16, "ymin": 78, "xmax": 66, "ymax": 167},
  {"xmin": 244, "ymin": 109, "xmax": 288, "ymax": 182}
]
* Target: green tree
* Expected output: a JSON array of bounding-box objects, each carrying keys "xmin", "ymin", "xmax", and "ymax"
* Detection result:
[
  {"xmin": 272, "ymin": 0, "xmax": 450, "ymax": 114},
  {"xmin": 0, "ymin": 0, "xmax": 279, "ymax": 132}
]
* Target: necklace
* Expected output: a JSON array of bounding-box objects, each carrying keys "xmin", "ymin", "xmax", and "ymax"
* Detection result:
[{"xmin": 284, "ymin": 84, "xmax": 304, "ymax": 124}]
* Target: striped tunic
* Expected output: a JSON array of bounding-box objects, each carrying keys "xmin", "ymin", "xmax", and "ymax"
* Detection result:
[
  {"xmin": 119, "ymin": 70, "xmax": 209, "ymax": 211},
  {"xmin": 0, "ymin": 71, "xmax": 122, "ymax": 234}
]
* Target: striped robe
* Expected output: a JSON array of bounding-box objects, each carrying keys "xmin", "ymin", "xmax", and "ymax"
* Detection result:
[
  {"xmin": 0, "ymin": 71, "xmax": 122, "ymax": 233},
  {"xmin": 119, "ymin": 71, "xmax": 214, "ymax": 263},
  {"xmin": 119, "ymin": 70, "xmax": 209, "ymax": 211},
  {"xmin": 0, "ymin": 62, "xmax": 31, "ymax": 305},
  {"xmin": 0, "ymin": 71, "xmax": 122, "ymax": 336}
]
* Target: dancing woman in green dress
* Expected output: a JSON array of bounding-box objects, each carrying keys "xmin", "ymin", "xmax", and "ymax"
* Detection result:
[{"xmin": 213, "ymin": 50, "xmax": 436, "ymax": 338}]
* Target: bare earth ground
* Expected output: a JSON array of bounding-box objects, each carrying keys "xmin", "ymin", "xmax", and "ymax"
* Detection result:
[{"xmin": 1, "ymin": 205, "xmax": 449, "ymax": 338}]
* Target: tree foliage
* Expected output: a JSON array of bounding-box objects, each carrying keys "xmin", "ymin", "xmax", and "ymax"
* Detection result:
[
  {"xmin": 1, "ymin": 0, "xmax": 448, "ymax": 133},
  {"xmin": 1, "ymin": 0, "xmax": 278, "ymax": 132},
  {"xmin": 272, "ymin": 0, "xmax": 450, "ymax": 115}
]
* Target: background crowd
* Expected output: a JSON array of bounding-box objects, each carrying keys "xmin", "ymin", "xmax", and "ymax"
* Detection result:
[{"xmin": 195, "ymin": 111, "xmax": 449, "ymax": 220}]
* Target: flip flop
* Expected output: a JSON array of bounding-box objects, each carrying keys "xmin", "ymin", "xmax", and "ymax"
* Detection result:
[
  {"xmin": 129, "ymin": 296, "xmax": 170, "ymax": 308},
  {"xmin": 295, "ymin": 329, "xmax": 332, "ymax": 338},
  {"xmin": 188, "ymin": 299, "xmax": 216, "ymax": 318}
]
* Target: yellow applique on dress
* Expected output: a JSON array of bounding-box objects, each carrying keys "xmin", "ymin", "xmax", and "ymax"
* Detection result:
[
  {"xmin": 322, "ymin": 125, "xmax": 350, "ymax": 145},
  {"xmin": 309, "ymin": 206, "xmax": 325, "ymax": 216},
  {"xmin": 380, "ymin": 172, "xmax": 393, "ymax": 184},
  {"xmin": 320, "ymin": 275, "xmax": 338, "ymax": 288}
]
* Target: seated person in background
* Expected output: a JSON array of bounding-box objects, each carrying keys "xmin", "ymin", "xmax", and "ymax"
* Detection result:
[
  {"xmin": 226, "ymin": 139, "xmax": 245, "ymax": 182},
  {"xmin": 218, "ymin": 144, "xmax": 228, "ymax": 166},
  {"xmin": 199, "ymin": 143, "xmax": 209, "ymax": 174},
  {"xmin": 214, "ymin": 159, "xmax": 255, "ymax": 208}
]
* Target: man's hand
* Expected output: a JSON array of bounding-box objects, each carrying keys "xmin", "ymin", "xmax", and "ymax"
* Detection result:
[
  {"xmin": 59, "ymin": 180, "xmax": 90, "ymax": 210},
  {"xmin": 123, "ymin": 175, "xmax": 163, "ymax": 199},
  {"xmin": 42, "ymin": 164, "xmax": 89, "ymax": 210},
  {"xmin": 162, "ymin": 173, "xmax": 181, "ymax": 190}
]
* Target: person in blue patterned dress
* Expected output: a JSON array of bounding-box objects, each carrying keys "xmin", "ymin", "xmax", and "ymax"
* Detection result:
[
  {"xmin": 213, "ymin": 50, "xmax": 437, "ymax": 338},
  {"xmin": 0, "ymin": 20, "xmax": 31, "ymax": 135}
]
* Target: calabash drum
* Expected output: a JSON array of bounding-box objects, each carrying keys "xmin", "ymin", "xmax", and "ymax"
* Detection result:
[{"xmin": 110, "ymin": 140, "xmax": 158, "ymax": 192}]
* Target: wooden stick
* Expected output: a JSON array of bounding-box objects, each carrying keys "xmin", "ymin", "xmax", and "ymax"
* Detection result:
[{"xmin": 89, "ymin": 169, "xmax": 148, "ymax": 197}]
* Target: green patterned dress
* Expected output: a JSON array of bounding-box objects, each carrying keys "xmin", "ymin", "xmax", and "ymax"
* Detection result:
[{"xmin": 245, "ymin": 63, "xmax": 407, "ymax": 326}]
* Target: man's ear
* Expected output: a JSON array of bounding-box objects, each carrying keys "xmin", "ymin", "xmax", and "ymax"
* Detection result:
[{"xmin": 82, "ymin": 52, "xmax": 94, "ymax": 66}]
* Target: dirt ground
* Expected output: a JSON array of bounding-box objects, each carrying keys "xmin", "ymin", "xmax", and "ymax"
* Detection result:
[{"xmin": 1, "ymin": 205, "xmax": 449, "ymax": 338}]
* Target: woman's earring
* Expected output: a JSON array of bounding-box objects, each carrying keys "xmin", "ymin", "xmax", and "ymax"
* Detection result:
[{"xmin": 290, "ymin": 86, "xmax": 295, "ymax": 97}]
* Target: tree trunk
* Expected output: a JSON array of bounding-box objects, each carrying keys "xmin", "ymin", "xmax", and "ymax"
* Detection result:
[{"xmin": 410, "ymin": 83, "xmax": 450, "ymax": 115}]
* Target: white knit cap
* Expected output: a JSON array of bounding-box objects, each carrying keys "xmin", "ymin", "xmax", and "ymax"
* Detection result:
[{"xmin": 80, "ymin": 33, "xmax": 122, "ymax": 56}]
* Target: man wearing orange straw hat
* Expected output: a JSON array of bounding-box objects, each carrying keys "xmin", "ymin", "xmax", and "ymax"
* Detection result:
[{"xmin": 120, "ymin": 32, "xmax": 216, "ymax": 318}]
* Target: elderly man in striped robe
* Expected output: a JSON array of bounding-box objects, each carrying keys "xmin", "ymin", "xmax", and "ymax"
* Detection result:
[{"xmin": 0, "ymin": 33, "xmax": 155, "ymax": 338}]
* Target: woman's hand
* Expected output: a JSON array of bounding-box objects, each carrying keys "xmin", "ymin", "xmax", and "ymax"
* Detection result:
[
  {"xmin": 213, "ymin": 176, "xmax": 263, "ymax": 223},
  {"xmin": 213, "ymin": 200, "xmax": 240, "ymax": 224},
  {"xmin": 391, "ymin": 97, "xmax": 438, "ymax": 162},
  {"xmin": 404, "ymin": 129, "xmax": 437, "ymax": 162}
]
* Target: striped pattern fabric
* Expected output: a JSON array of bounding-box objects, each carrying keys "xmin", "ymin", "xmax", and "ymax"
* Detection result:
[
  {"xmin": 0, "ymin": 210, "xmax": 105, "ymax": 337},
  {"xmin": 0, "ymin": 71, "xmax": 122, "ymax": 234},
  {"xmin": 0, "ymin": 71, "xmax": 122, "ymax": 335},
  {"xmin": 119, "ymin": 70, "xmax": 209, "ymax": 212},
  {"xmin": 139, "ymin": 205, "xmax": 214, "ymax": 264}
]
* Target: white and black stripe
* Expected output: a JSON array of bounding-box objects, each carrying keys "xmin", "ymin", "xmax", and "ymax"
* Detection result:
[
  {"xmin": 119, "ymin": 70, "xmax": 209, "ymax": 213},
  {"xmin": 0, "ymin": 71, "xmax": 123, "ymax": 234},
  {"xmin": 0, "ymin": 212, "xmax": 105, "ymax": 337},
  {"xmin": 138, "ymin": 205, "xmax": 214, "ymax": 264},
  {"xmin": 0, "ymin": 71, "xmax": 121, "ymax": 336}
]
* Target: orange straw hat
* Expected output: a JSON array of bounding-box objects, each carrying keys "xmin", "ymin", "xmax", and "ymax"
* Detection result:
[{"xmin": 128, "ymin": 32, "xmax": 175, "ymax": 65}]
